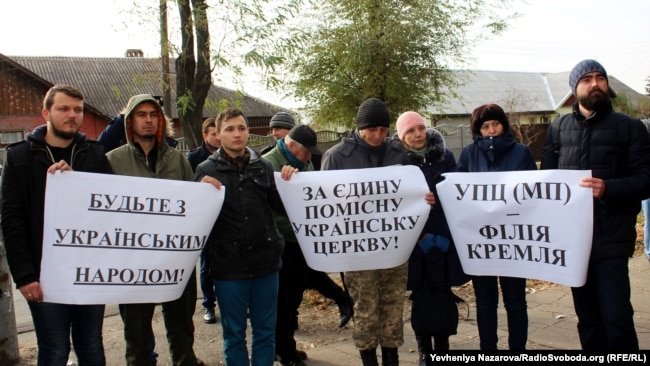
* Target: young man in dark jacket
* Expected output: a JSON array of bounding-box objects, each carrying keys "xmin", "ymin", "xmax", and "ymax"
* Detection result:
[
  {"xmin": 541, "ymin": 59, "xmax": 650, "ymax": 350},
  {"xmin": 195, "ymin": 108, "xmax": 286, "ymax": 366},
  {"xmin": 2, "ymin": 84, "xmax": 112, "ymax": 365}
]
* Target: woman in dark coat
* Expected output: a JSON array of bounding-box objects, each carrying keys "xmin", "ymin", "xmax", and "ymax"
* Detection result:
[{"xmin": 456, "ymin": 103, "xmax": 537, "ymax": 350}]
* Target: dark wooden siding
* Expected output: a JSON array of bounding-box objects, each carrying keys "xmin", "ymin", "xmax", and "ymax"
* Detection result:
[{"xmin": 0, "ymin": 62, "xmax": 109, "ymax": 143}]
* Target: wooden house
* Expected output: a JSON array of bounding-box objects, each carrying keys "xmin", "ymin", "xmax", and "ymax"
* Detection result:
[{"xmin": 0, "ymin": 53, "xmax": 292, "ymax": 149}]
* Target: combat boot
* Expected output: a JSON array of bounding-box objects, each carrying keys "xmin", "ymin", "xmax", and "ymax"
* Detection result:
[
  {"xmin": 380, "ymin": 347, "xmax": 398, "ymax": 366},
  {"xmin": 359, "ymin": 348, "xmax": 378, "ymax": 366}
]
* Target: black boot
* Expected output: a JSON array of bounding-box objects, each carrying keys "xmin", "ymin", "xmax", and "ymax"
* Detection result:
[
  {"xmin": 433, "ymin": 335, "xmax": 449, "ymax": 351},
  {"xmin": 337, "ymin": 293, "xmax": 354, "ymax": 328},
  {"xmin": 380, "ymin": 347, "xmax": 398, "ymax": 366},
  {"xmin": 360, "ymin": 348, "xmax": 378, "ymax": 366},
  {"xmin": 416, "ymin": 336, "xmax": 433, "ymax": 366}
]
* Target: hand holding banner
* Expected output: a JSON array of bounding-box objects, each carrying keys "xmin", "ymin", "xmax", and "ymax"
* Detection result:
[
  {"xmin": 41, "ymin": 171, "xmax": 223, "ymax": 304},
  {"xmin": 436, "ymin": 170, "xmax": 593, "ymax": 287}
]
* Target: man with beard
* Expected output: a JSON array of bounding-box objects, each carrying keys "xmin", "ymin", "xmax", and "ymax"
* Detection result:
[
  {"xmin": 541, "ymin": 59, "xmax": 650, "ymax": 350},
  {"xmin": 106, "ymin": 94, "xmax": 202, "ymax": 365},
  {"xmin": 2, "ymin": 84, "xmax": 112, "ymax": 364}
]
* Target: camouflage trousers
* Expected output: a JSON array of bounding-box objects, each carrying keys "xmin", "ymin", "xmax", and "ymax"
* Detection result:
[{"xmin": 344, "ymin": 262, "xmax": 408, "ymax": 350}]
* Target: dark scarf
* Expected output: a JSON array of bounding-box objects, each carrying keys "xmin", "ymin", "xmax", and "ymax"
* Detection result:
[
  {"xmin": 278, "ymin": 139, "xmax": 304, "ymax": 170},
  {"xmin": 475, "ymin": 132, "xmax": 517, "ymax": 164},
  {"xmin": 221, "ymin": 149, "xmax": 251, "ymax": 172}
]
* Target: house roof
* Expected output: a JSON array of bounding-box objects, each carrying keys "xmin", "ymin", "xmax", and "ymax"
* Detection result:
[
  {"xmin": 431, "ymin": 70, "xmax": 645, "ymax": 116},
  {"xmin": 2, "ymin": 54, "xmax": 289, "ymax": 120}
]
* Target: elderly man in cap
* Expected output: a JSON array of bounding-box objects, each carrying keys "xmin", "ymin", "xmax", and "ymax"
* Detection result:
[
  {"xmin": 264, "ymin": 125, "xmax": 353, "ymax": 365},
  {"xmin": 541, "ymin": 59, "xmax": 650, "ymax": 350},
  {"xmin": 260, "ymin": 112, "xmax": 296, "ymax": 155}
]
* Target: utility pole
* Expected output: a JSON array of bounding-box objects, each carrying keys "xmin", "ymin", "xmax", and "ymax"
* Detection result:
[
  {"xmin": 0, "ymin": 229, "xmax": 20, "ymax": 364},
  {"xmin": 160, "ymin": 0, "xmax": 173, "ymax": 118}
]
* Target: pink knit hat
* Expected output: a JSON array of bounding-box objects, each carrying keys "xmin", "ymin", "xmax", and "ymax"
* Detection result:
[{"xmin": 396, "ymin": 111, "xmax": 425, "ymax": 141}]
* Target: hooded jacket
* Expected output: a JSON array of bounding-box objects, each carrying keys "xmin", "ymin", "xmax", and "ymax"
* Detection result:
[
  {"xmin": 194, "ymin": 147, "xmax": 286, "ymax": 281},
  {"xmin": 541, "ymin": 102, "xmax": 650, "ymax": 260},
  {"xmin": 106, "ymin": 94, "xmax": 193, "ymax": 181},
  {"xmin": 1, "ymin": 125, "xmax": 112, "ymax": 288}
]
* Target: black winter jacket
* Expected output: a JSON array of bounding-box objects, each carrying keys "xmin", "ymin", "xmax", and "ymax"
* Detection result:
[
  {"xmin": 457, "ymin": 131, "xmax": 537, "ymax": 173},
  {"xmin": 186, "ymin": 141, "xmax": 214, "ymax": 172},
  {"xmin": 1, "ymin": 125, "xmax": 112, "ymax": 288},
  {"xmin": 321, "ymin": 129, "xmax": 409, "ymax": 170},
  {"xmin": 540, "ymin": 103, "xmax": 650, "ymax": 260},
  {"xmin": 194, "ymin": 147, "xmax": 285, "ymax": 280}
]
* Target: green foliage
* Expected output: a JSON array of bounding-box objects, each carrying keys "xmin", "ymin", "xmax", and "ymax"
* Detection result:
[
  {"xmin": 204, "ymin": 0, "xmax": 305, "ymax": 89},
  {"xmin": 203, "ymin": 90, "xmax": 246, "ymax": 115},
  {"xmin": 120, "ymin": 0, "xmax": 305, "ymax": 147},
  {"xmin": 176, "ymin": 90, "xmax": 197, "ymax": 116},
  {"xmin": 612, "ymin": 92, "xmax": 650, "ymax": 119},
  {"xmin": 279, "ymin": 0, "xmax": 517, "ymax": 129}
]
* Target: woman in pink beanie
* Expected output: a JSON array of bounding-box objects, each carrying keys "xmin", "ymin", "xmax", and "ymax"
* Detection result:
[{"xmin": 396, "ymin": 111, "xmax": 469, "ymax": 361}]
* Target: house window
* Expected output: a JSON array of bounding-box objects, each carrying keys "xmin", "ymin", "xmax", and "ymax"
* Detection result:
[{"xmin": 0, "ymin": 131, "xmax": 24, "ymax": 144}]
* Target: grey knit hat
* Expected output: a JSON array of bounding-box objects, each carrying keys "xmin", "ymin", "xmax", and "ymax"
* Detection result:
[
  {"xmin": 356, "ymin": 98, "xmax": 390, "ymax": 130},
  {"xmin": 269, "ymin": 112, "xmax": 296, "ymax": 130},
  {"xmin": 569, "ymin": 59, "xmax": 608, "ymax": 95}
]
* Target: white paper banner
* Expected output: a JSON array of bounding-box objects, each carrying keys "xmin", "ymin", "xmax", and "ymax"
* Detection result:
[
  {"xmin": 275, "ymin": 166, "xmax": 430, "ymax": 272},
  {"xmin": 41, "ymin": 171, "xmax": 223, "ymax": 304},
  {"xmin": 436, "ymin": 170, "xmax": 593, "ymax": 287}
]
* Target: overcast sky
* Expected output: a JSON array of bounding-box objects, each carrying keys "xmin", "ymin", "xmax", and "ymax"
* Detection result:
[{"xmin": 1, "ymin": 0, "xmax": 648, "ymax": 107}]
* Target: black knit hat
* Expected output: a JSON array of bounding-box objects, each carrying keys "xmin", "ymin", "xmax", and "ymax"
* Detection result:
[
  {"xmin": 269, "ymin": 112, "xmax": 296, "ymax": 130},
  {"xmin": 470, "ymin": 103, "xmax": 510, "ymax": 135},
  {"xmin": 569, "ymin": 59, "xmax": 608, "ymax": 96},
  {"xmin": 356, "ymin": 98, "xmax": 390, "ymax": 130}
]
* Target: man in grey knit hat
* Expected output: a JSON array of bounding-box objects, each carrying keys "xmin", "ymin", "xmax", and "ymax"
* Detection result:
[
  {"xmin": 541, "ymin": 59, "xmax": 650, "ymax": 351},
  {"xmin": 260, "ymin": 112, "xmax": 296, "ymax": 155}
]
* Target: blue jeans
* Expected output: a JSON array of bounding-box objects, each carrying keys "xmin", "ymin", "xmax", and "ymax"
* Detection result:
[
  {"xmin": 28, "ymin": 302, "xmax": 105, "ymax": 365},
  {"xmin": 643, "ymin": 199, "xmax": 650, "ymax": 259},
  {"xmin": 571, "ymin": 257, "xmax": 638, "ymax": 350},
  {"xmin": 200, "ymin": 247, "xmax": 216, "ymax": 309},
  {"xmin": 472, "ymin": 275, "xmax": 528, "ymax": 350},
  {"xmin": 214, "ymin": 272, "xmax": 278, "ymax": 366}
]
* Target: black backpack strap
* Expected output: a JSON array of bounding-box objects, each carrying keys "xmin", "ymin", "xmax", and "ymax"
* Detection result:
[{"xmin": 552, "ymin": 114, "xmax": 569, "ymax": 158}]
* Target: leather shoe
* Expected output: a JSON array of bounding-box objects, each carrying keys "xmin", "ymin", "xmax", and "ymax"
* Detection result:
[
  {"xmin": 203, "ymin": 308, "xmax": 217, "ymax": 324},
  {"xmin": 337, "ymin": 295, "xmax": 354, "ymax": 328}
]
